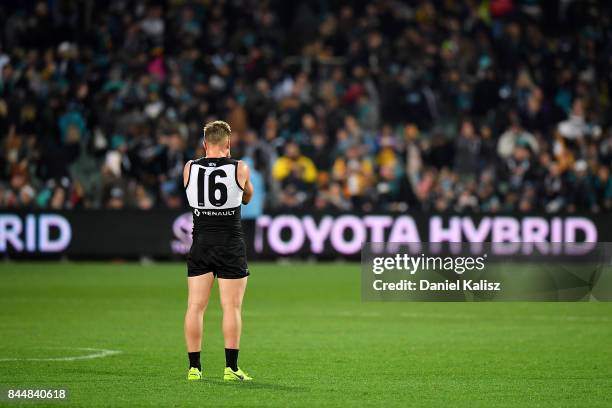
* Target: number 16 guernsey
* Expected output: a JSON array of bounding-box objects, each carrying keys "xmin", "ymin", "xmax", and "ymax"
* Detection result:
[{"xmin": 184, "ymin": 157, "xmax": 249, "ymax": 278}]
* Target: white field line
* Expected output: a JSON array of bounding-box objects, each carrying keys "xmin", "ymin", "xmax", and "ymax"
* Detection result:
[{"xmin": 0, "ymin": 347, "xmax": 122, "ymax": 362}]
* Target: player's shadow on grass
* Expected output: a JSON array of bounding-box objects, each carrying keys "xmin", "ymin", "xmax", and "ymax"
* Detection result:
[{"xmin": 206, "ymin": 378, "xmax": 308, "ymax": 392}]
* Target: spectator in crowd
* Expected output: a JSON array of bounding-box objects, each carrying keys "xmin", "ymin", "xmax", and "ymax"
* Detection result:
[
  {"xmin": 593, "ymin": 166, "xmax": 612, "ymax": 212},
  {"xmin": 272, "ymin": 142, "xmax": 318, "ymax": 186},
  {"xmin": 332, "ymin": 143, "xmax": 374, "ymax": 209},
  {"xmin": 454, "ymin": 119, "xmax": 481, "ymax": 178},
  {"xmin": 315, "ymin": 182, "xmax": 352, "ymax": 212},
  {"xmin": 568, "ymin": 160, "xmax": 597, "ymax": 213},
  {"xmin": 241, "ymin": 157, "xmax": 265, "ymax": 219},
  {"xmin": 497, "ymin": 118, "xmax": 539, "ymax": 160},
  {"xmin": 542, "ymin": 161, "xmax": 567, "ymax": 213},
  {"xmin": 558, "ymin": 98, "xmax": 602, "ymax": 141}
]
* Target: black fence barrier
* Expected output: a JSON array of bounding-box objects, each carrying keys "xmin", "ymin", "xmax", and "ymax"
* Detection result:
[{"xmin": 0, "ymin": 211, "xmax": 610, "ymax": 260}]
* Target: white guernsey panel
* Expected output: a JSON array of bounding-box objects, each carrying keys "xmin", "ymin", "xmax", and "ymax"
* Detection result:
[{"xmin": 185, "ymin": 163, "xmax": 243, "ymax": 210}]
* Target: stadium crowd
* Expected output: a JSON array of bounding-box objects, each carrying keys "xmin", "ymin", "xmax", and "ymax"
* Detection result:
[{"xmin": 1, "ymin": 0, "xmax": 611, "ymax": 215}]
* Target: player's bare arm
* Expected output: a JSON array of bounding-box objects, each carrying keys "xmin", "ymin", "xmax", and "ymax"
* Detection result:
[
  {"xmin": 237, "ymin": 161, "xmax": 253, "ymax": 205},
  {"xmin": 183, "ymin": 160, "xmax": 193, "ymax": 188}
]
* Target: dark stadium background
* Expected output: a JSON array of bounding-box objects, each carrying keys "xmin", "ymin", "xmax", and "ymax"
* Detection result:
[{"xmin": 0, "ymin": 0, "xmax": 610, "ymax": 259}]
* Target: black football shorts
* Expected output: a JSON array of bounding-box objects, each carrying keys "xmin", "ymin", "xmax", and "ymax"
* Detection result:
[{"xmin": 187, "ymin": 234, "xmax": 249, "ymax": 279}]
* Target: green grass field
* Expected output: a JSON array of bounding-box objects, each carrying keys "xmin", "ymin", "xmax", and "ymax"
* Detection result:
[{"xmin": 0, "ymin": 262, "xmax": 611, "ymax": 407}]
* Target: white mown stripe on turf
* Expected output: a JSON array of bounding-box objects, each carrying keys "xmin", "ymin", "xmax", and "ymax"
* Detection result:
[
  {"xmin": 400, "ymin": 312, "xmax": 475, "ymax": 320},
  {"xmin": 398, "ymin": 312, "xmax": 612, "ymax": 322},
  {"xmin": 0, "ymin": 347, "xmax": 122, "ymax": 362}
]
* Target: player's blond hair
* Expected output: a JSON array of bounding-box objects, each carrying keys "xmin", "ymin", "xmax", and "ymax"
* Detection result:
[{"xmin": 203, "ymin": 120, "xmax": 231, "ymax": 145}]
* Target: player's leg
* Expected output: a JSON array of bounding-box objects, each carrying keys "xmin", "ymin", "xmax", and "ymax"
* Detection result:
[
  {"xmin": 218, "ymin": 277, "xmax": 252, "ymax": 380},
  {"xmin": 184, "ymin": 272, "xmax": 214, "ymax": 379},
  {"xmin": 218, "ymin": 277, "xmax": 247, "ymax": 350}
]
